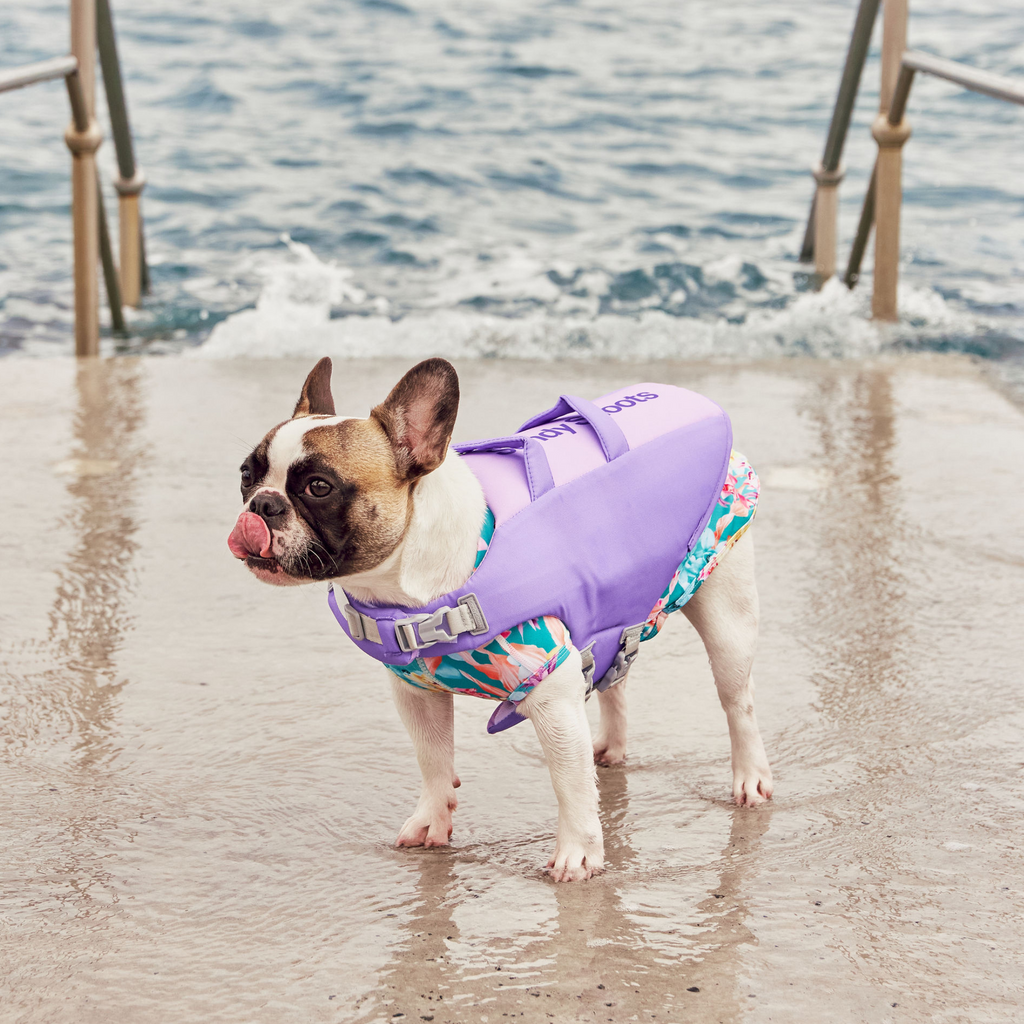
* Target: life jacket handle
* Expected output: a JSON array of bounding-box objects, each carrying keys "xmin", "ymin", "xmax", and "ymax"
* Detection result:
[
  {"xmin": 452, "ymin": 434, "xmax": 554, "ymax": 501},
  {"xmin": 453, "ymin": 394, "xmax": 631, "ymax": 502},
  {"xmin": 518, "ymin": 394, "xmax": 630, "ymax": 464}
]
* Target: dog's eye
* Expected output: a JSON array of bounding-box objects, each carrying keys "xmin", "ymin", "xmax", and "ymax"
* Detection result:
[
  {"xmin": 306, "ymin": 478, "xmax": 332, "ymax": 498},
  {"xmin": 240, "ymin": 466, "xmax": 252, "ymax": 488}
]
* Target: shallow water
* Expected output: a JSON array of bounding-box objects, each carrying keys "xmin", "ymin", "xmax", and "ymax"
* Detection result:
[
  {"xmin": 1, "ymin": 1, "xmax": 1024, "ymax": 388},
  {"xmin": 2, "ymin": 356, "xmax": 1023, "ymax": 1022}
]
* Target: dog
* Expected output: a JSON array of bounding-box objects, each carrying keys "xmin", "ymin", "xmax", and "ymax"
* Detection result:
[{"xmin": 228, "ymin": 357, "xmax": 773, "ymax": 881}]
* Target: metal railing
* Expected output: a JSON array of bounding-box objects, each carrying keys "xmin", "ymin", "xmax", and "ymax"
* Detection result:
[
  {"xmin": 844, "ymin": 52, "xmax": 1024, "ymax": 301},
  {"xmin": 803, "ymin": 0, "xmax": 1024, "ymax": 321},
  {"xmin": 97, "ymin": 0, "xmax": 148, "ymax": 306},
  {"xmin": 0, "ymin": 55, "xmax": 79, "ymax": 92},
  {"xmin": 799, "ymin": 0, "xmax": 880, "ymax": 275},
  {"xmin": 0, "ymin": 0, "xmax": 145, "ymax": 354}
]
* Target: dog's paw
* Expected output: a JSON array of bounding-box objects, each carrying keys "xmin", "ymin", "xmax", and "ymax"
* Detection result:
[
  {"xmin": 546, "ymin": 836, "xmax": 605, "ymax": 882},
  {"xmin": 395, "ymin": 794, "xmax": 457, "ymax": 848},
  {"xmin": 732, "ymin": 763, "xmax": 774, "ymax": 807},
  {"xmin": 593, "ymin": 737, "xmax": 627, "ymax": 766}
]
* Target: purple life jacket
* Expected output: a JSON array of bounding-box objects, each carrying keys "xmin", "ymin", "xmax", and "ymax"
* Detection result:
[{"xmin": 328, "ymin": 383, "xmax": 732, "ymax": 715}]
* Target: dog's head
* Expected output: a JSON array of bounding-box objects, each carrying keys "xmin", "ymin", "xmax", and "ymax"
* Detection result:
[{"xmin": 228, "ymin": 357, "xmax": 460, "ymax": 585}]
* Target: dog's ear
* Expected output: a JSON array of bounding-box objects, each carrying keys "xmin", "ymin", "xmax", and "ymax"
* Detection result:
[
  {"xmin": 371, "ymin": 358, "xmax": 460, "ymax": 480},
  {"xmin": 293, "ymin": 357, "xmax": 336, "ymax": 418}
]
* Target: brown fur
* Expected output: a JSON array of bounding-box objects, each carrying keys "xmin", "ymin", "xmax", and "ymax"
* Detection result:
[
  {"xmin": 370, "ymin": 358, "xmax": 459, "ymax": 479},
  {"xmin": 298, "ymin": 417, "xmax": 413, "ymax": 574},
  {"xmin": 238, "ymin": 358, "xmax": 459, "ymax": 581}
]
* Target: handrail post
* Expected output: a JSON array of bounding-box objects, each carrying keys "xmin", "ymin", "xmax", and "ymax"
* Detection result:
[
  {"xmin": 844, "ymin": 160, "xmax": 877, "ymax": 288},
  {"xmin": 66, "ymin": 0, "xmax": 102, "ymax": 356},
  {"xmin": 871, "ymin": 0, "xmax": 911, "ymax": 322},
  {"xmin": 97, "ymin": 176, "xmax": 126, "ymax": 332},
  {"xmin": 96, "ymin": 0, "xmax": 146, "ymax": 308},
  {"xmin": 812, "ymin": 162, "xmax": 845, "ymax": 280},
  {"xmin": 800, "ymin": 0, "xmax": 881, "ymax": 269}
]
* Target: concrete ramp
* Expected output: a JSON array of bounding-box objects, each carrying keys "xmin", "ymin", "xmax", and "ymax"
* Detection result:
[{"xmin": 2, "ymin": 355, "xmax": 1022, "ymax": 1023}]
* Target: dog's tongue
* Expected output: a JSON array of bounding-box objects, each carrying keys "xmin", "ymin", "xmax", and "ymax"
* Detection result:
[{"xmin": 228, "ymin": 511, "xmax": 273, "ymax": 560}]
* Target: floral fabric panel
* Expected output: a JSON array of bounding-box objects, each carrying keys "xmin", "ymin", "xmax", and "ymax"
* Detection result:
[
  {"xmin": 385, "ymin": 451, "xmax": 759, "ymax": 701},
  {"xmin": 640, "ymin": 450, "xmax": 759, "ymax": 641},
  {"xmin": 385, "ymin": 614, "xmax": 573, "ymax": 701}
]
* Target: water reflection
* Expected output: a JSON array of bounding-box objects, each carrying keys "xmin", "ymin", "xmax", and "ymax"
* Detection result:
[
  {"xmin": 0, "ymin": 358, "xmax": 145, "ymax": 918},
  {"xmin": 803, "ymin": 369, "xmax": 910, "ymax": 725},
  {"xmin": 374, "ymin": 763, "xmax": 772, "ymax": 1023},
  {"xmin": 49, "ymin": 358, "xmax": 145, "ymax": 766}
]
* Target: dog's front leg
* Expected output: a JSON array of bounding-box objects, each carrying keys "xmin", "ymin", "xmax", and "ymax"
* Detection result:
[
  {"xmin": 390, "ymin": 677, "xmax": 460, "ymax": 847},
  {"xmin": 520, "ymin": 648, "xmax": 604, "ymax": 881}
]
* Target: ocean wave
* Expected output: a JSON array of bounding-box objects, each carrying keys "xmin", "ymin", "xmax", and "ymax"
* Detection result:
[{"xmin": 197, "ymin": 237, "xmax": 1007, "ymax": 364}]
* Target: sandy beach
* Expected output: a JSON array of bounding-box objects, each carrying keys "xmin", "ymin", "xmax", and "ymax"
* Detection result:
[{"xmin": 1, "ymin": 354, "xmax": 1022, "ymax": 1024}]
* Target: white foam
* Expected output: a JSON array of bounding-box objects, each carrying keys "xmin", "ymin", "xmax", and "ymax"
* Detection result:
[{"xmin": 196, "ymin": 239, "xmax": 997, "ymax": 363}]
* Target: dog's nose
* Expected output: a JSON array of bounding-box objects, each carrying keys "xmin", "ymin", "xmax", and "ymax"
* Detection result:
[{"xmin": 250, "ymin": 492, "xmax": 287, "ymax": 519}]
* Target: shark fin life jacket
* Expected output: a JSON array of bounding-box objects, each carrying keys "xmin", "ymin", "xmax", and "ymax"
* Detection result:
[{"xmin": 328, "ymin": 382, "xmax": 732, "ymax": 720}]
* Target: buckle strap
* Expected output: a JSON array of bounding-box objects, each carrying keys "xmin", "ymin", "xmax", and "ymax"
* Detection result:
[
  {"xmin": 392, "ymin": 593, "xmax": 489, "ymax": 653},
  {"xmin": 580, "ymin": 642, "xmax": 596, "ymax": 695},
  {"xmin": 330, "ymin": 584, "xmax": 488, "ymax": 653},
  {"xmin": 340, "ymin": 602, "xmax": 383, "ymax": 644},
  {"xmin": 596, "ymin": 622, "xmax": 645, "ymax": 691}
]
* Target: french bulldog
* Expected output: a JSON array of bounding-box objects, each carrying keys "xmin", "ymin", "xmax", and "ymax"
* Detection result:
[{"xmin": 228, "ymin": 357, "xmax": 773, "ymax": 881}]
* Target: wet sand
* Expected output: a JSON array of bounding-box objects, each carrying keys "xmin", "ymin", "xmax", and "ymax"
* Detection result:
[{"xmin": 2, "ymin": 355, "xmax": 1023, "ymax": 1024}]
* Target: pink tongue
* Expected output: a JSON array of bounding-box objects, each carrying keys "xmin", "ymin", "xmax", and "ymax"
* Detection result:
[{"xmin": 228, "ymin": 511, "xmax": 273, "ymax": 559}]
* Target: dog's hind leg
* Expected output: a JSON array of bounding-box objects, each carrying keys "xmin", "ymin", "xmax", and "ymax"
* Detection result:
[
  {"xmin": 682, "ymin": 530, "xmax": 773, "ymax": 806},
  {"xmin": 593, "ymin": 677, "xmax": 629, "ymax": 766},
  {"xmin": 390, "ymin": 677, "xmax": 461, "ymax": 847},
  {"xmin": 521, "ymin": 647, "xmax": 605, "ymax": 881}
]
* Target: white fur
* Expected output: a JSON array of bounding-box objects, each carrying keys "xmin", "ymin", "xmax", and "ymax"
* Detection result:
[
  {"xmin": 519, "ymin": 647, "xmax": 604, "ymax": 880},
  {"xmin": 257, "ymin": 410, "xmax": 772, "ymax": 877},
  {"xmin": 389, "ymin": 679, "xmax": 460, "ymax": 848},
  {"xmin": 341, "ymin": 450, "xmax": 486, "ymax": 608},
  {"xmin": 265, "ymin": 415, "xmax": 347, "ymax": 490},
  {"xmin": 593, "ymin": 677, "xmax": 629, "ymax": 766},
  {"xmin": 681, "ymin": 531, "xmax": 773, "ymax": 806},
  {"xmin": 359, "ymin": 451, "xmax": 772, "ymax": 882}
]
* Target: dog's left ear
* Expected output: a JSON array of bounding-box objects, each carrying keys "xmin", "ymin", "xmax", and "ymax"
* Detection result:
[
  {"xmin": 371, "ymin": 358, "xmax": 460, "ymax": 480},
  {"xmin": 293, "ymin": 357, "xmax": 336, "ymax": 417}
]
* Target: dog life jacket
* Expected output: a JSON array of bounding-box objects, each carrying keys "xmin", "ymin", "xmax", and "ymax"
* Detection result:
[{"xmin": 327, "ymin": 382, "xmax": 733, "ymax": 727}]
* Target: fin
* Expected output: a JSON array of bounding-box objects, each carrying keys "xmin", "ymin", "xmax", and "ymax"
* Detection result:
[{"xmin": 486, "ymin": 699, "xmax": 528, "ymax": 734}]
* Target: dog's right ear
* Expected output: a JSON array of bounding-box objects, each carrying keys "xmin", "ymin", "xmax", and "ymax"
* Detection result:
[
  {"xmin": 293, "ymin": 357, "xmax": 336, "ymax": 417},
  {"xmin": 371, "ymin": 358, "xmax": 460, "ymax": 480}
]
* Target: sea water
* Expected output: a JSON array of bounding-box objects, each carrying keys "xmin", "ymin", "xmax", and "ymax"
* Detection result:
[{"xmin": 1, "ymin": 0, "xmax": 1022, "ymax": 389}]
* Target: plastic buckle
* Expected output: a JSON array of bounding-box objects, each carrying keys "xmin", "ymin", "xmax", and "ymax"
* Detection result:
[
  {"xmin": 620, "ymin": 623, "xmax": 643, "ymax": 659},
  {"xmin": 456, "ymin": 593, "xmax": 489, "ymax": 636},
  {"xmin": 341, "ymin": 602, "xmax": 366, "ymax": 641},
  {"xmin": 580, "ymin": 642, "xmax": 596, "ymax": 695},
  {"xmin": 417, "ymin": 606, "xmax": 459, "ymax": 646},
  {"xmin": 393, "ymin": 594, "xmax": 489, "ymax": 653},
  {"xmin": 393, "ymin": 612, "xmax": 433, "ymax": 653},
  {"xmin": 597, "ymin": 623, "xmax": 645, "ymax": 690}
]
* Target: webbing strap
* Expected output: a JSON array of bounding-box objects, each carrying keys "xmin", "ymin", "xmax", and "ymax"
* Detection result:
[
  {"xmin": 329, "ymin": 585, "xmax": 489, "ymax": 655},
  {"xmin": 596, "ymin": 623, "xmax": 645, "ymax": 690},
  {"xmin": 392, "ymin": 595, "xmax": 488, "ymax": 652},
  {"xmin": 328, "ymin": 587, "xmax": 383, "ymax": 644},
  {"xmin": 518, "ymin": 394, "xmax": 630, "ymax": 464},
  {"xmin": 454, "ymin": 393, "xmax": 631, "ymax": 504},
  {"xmin": 451, "ymin": 435, "xmax": 554, "ymax": 502}
]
